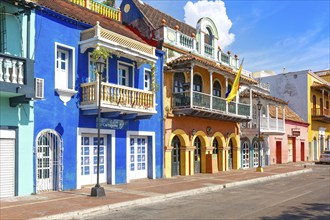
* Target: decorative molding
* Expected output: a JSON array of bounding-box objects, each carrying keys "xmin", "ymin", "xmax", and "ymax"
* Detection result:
[{"xmin": 55, "ymin": 88, "xmax": 77, "ymax": 105}]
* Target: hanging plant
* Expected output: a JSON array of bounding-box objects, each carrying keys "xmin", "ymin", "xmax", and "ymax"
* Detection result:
[
  {"xmin": 150, "ymin": 63, "xmax": 159, "ymax": 93},
  {"xmin": 92, "ymin": 47, "xmax": 111, "ymax": 62}
]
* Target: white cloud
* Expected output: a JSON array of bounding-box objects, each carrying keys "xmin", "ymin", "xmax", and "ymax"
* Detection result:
[{"xmin": 184, "ymin": 0, "xmax": 235, "ymax": 49}]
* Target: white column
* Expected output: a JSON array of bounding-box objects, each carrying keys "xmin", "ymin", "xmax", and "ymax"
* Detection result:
[
  {"xmin": 18, "ymin": 61, "xmax": 24, "ymax": 84},
  {"xmin": 190, "ymin": 64, "xmax": 194, "ymax": 108},
  {"xmin": 209, "ymin": 71, "xmax": 213, "ymax": 110},
  {"xmin": 176, "ymin": 30, "xmax": 180, "ymax": 47},
  {"xmin": 11, "ymin": 60, "xmax": 17, "ymax": 83},
  {"xmin": 4, "ymin": 59, "xmax": 11, "ymax": 82},
  {"xmin": 235, "ymin": 91, "xmax": 238, "ymax": 115},
  {"xmin": 225, "ymin": 77, "xmax": 228, "ymax": 114},
  {"xmin": 267, "ymin": 104, "xmax": 270, "ymax": 129},
  {"xmin": 213, "ymin": 37, "xmax": 218, "ymax": 60},
  {"xmin": 192, "ymin": 37, "xmax": 196, "ymax": 52},
  {"xmin": 0, "ymin": 57, "xmax": 3, "ymax": 82},
  {"xmin": 163, "ymin": 26, "xmax": 167, "ymax": 42},
  {"xmin": 275, "ymin": 106, "xmax": 279, "ymax": 130},
  {"xmin": 200, "ymin": 32, "xmax": 205, "ymax": 56},
  {"xmin": 250, "ymin": 88, "xmax": 253, "ymax": 118}
]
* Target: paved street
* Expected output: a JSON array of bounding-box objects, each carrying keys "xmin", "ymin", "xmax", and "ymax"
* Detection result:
[{"xmin": 86, "ymin": 165, "xmax": 330, "ymax": 220}]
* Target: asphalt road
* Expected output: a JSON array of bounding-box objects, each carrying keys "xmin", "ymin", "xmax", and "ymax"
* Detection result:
[{"xmin": 86, "ymin": 165, "xmax": 330, "ymax": 220}]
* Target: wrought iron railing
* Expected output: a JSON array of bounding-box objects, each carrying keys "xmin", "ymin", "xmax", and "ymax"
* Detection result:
[{"xmin": 172, "ymin": 91, "xmax": 250, "ymax": 118}]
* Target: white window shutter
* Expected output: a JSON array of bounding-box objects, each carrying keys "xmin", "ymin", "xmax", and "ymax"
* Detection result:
[{"xmin": 35, "ymin": 78, "xmax": 44, "ymax": 99}]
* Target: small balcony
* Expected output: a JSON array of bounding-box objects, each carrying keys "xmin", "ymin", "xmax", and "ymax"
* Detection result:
[
  {"xmin": 0, "ymin": 53, "xmax": 34, "ymax": 106},
  {"xmin": 241, "ymin": 117, "xmax": 285, "ymax": 135},
  {"xmin": 311, "ymin": 107, "xmax": 330, "ymax": 123},
  {"xmin": 163, "ymin": 26, "xmax": 239, "ymax": 69},
  {"xmin": 172, "ymin": 91, "xmax": 250, "ymax": 122},
  {"xmin": 81, "ymin": 81, "xmax": 156, "ymax": 118}
]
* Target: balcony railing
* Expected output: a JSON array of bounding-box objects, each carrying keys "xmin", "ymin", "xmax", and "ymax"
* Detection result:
[
  {"xmin": 172, "ymin": 91, "xmax": 250, "ymax": 118},
  {"xmin": 163, "ymin": 26, "xmax": 239, "ymax": 69},
  {"xmin": 69, "ymin": 0, "xmax": 121, "ymax": 21},
  {"xmin": 242, "ymin": 117, "xmax": 285, "ymax": 132},
  {"xmin": 81, "ymin": 81, "xmax": 155, "ymax": 112},
  {"xmin": 312, "ymin": 108, "xmax": 330, "ymax": 117},
  {"xmin": 204, "ymin": 43, "xmax": 214, "ymax": 57},
  {"xmin": 0, "ymin": 54, "xmax": 25, "ymax": 84}
]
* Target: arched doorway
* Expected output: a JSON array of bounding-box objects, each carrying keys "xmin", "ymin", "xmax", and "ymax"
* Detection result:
[
  {"xmin": 228, "ymin": 139, "xmax": 233, "ymax": 169},
  {"xmin": 171, "ymin": 136, "xmax": 181, "ymax": 176},
  {"xmin": 36, "ymin": 130, "xmax": 63, "ymax": 192},
  {"xmin": 242, "ymin": 141, "xmax": 250, "ymax": 168},
  {"xmin": 253, "ymin": 141, "xmax": 259, "ymax": 167},
  {"xmin": 194, "ymin": 137, "xmax": 202, "ymax": 173}
]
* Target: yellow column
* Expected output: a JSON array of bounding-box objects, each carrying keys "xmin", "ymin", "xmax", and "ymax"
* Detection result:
[
  {"xmin": 164, "ymin": 146, "xmax": 173, "ymax": 178},
  {"xmin": 224, "ymin": 147, "xmax": 229, "ymax": 171},
  {"xmin": 218, "ymin": 147, "xmax": 225, "ymax": 171},
  {"xmin": 189, "ymin": 147, "xmax": 195, "ymax": 175}
]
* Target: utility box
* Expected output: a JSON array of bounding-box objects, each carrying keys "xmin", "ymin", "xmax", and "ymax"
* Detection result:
[{"xmin": 206, "ymin": 154, "xmax": 218, "ymax": 173}]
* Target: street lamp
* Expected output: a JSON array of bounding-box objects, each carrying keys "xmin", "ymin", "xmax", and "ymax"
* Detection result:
[
  {"xmin": 256, "ymin": 99, "xmax": 263, "ymax": 172},
  {"xmin": 91, "ymin": 56, "xmax": 106, "ymax": 197}
]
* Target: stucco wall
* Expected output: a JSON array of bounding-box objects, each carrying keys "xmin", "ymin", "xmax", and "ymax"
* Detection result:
[
  {"xmin": 0, "ymin": 97, "xmax": 34, "ymax": 196},
  {"xmin": 269, "ymin": 120, "xmax": 308, "ymax": 164}
]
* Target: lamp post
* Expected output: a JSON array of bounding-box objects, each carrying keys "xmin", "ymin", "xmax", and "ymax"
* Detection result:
[
  {"xmin": 256, "ymin": 99, "xmax": 263, "ymax": 172},
  {"xmin": 91, "ymin": 56, "xmax": 106, "ymax": 197}
]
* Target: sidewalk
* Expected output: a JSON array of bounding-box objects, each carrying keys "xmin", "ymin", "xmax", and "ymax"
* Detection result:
[{"xmin": 0, "ymin": 162, "xmax": 313, "ymax": 220}]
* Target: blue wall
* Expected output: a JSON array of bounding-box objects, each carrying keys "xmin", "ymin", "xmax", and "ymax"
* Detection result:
[
  {"xmin": 34, "ymin": 8, "xmax": 87, "ymax": 191},
  {"xmin": 34, "ymin": 6, "xmax": 164, "ymax": 189}
]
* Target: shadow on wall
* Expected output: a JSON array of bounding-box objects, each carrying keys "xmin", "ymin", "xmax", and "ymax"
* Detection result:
[{"xmin": 260, "ymin": 203, "xmax": 330, "ymax": 220}]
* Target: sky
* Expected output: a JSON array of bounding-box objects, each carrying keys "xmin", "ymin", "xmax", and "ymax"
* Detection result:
[{"xmin": 113, "ymin": 0, "xmax": 329, "ymax": 74}]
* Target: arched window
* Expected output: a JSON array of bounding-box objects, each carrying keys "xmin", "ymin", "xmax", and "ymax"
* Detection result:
[
  {"xmin": 193, "ymin": 74, "xmax": 202, "ymax": 92},
  {"xmin": 213, "ymin": 81, "xmax": 221, "ymax": 97},
  {"xmin": 205, "ymin": 27, "xmax": 214, "ymax": 46},
  {"xmin": 213, "ymin": 138, "xmax": 219, "ymax": 154},
  {"xmin": 173, "ymin": 72, "xmax": 185, "ymax": 93}
]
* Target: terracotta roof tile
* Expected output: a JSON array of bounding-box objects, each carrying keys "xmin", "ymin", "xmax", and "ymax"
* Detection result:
[
  {"xmin": 240, "ymin": 90, "xmax": 288, "ymax": 104},
  {"xmin": 131, "ymin": 0, "xmax": 196, "ymax": 37},
  {"xmin": 311, "ymin": 81, "xmax": 330, "ymax": 90},
  {"xmin": 269, "ymin": 106, "xmax": 308, "ymax": 124},
  {"xmin": 167, "ymin": 54, "xmax": 258, "ymax": 84},
  {"xmin": 35, "ymin": 0, "xmax": 146, "ymax": 43}
]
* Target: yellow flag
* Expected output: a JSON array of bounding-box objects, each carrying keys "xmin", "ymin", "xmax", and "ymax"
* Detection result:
[{"xmin": 226, "ymin": 60, "xmax": 243, "ymax": 103}]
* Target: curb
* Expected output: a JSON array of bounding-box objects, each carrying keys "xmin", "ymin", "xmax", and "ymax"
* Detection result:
[{"xmin": 32, "ymin": 168, "xmax": 312, "ymax": 220}]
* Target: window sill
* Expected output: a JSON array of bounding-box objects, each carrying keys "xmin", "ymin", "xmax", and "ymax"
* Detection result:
[{"xmin": 55, "ymin": 88, "xmax": 77, "ymax": 105}]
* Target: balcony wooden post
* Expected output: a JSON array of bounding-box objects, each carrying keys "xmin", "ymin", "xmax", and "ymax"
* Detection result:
[
  {"xmin": 95, "ymin": 21, "xmax": 101, "ymax": 37},
  {"xmin": 190, "ymin": 64, "xmax": 194, "ymax": 108}
]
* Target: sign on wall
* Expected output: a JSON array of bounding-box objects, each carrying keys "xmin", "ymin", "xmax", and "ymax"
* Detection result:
[
  {"xmin": 97, "ymin": 118, "xmax": 127, "ymax": 130},
  {"xmin": 291, "ymin": 128, "xmax": 300, "ymax": 137}
]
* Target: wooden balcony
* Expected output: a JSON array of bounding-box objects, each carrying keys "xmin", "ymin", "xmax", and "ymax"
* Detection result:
[
  {"xmin": 172, "ymin": 91, "xmax": 251, "ymax": 122},
  {"xmin": 311, "ymin": 107, "xmax": 330, "ymax": 123},
  {"xmin": 241, "ymin": 118, "xmax": 285, "ymax": 135},
  {"xmin": 81, "ymin": 81, "xmax": 156, "ymax": 118}
]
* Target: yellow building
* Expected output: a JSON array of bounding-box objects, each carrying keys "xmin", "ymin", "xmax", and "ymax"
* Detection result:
[{"xmin": 261, "ymin": 70, "xmax": 330, "ymax": 161}]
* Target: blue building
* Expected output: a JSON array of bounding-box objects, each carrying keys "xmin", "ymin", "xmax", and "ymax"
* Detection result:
[
  {"xmin": 33, "ymin": 0, "xmax": 164, "ymax": 192},
  {"xmin": 0, "ymin": 0, "xmax": 36, "ymax": 198}
]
